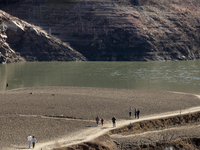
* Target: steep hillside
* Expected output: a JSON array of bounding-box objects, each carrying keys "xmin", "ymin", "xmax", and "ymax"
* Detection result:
[
  {"xmin": 1, "ymin": 0, "xmax": 200, "ymax": 61},
  {"xmin": 0, "ymin": 9, "xmax": 86, "ymax": 63}
]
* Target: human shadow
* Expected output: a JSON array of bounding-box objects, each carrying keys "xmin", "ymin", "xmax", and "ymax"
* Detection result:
[
  {"xmin": 86, "ymin": 125, "xmax": 99, "ymax": 127},
  {"xmin": 125, "ymin": 117, "xmax": 134, "ymax": 120},
  {"xmin": 15, "ymin": 147, "xmax": 29, "ymax": 149},
  {"xmin": 101, "ymin": 127, "xmax": 112, "ymax": 129}
]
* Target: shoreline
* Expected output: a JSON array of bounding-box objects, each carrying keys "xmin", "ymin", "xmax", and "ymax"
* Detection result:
[
  {"xmin": 1, "ymin": 86, "xmax": 200, "ymax": 149},
  {"xmin": 35, "ymin": 106, "xmax": 200, "ymax": 150}
]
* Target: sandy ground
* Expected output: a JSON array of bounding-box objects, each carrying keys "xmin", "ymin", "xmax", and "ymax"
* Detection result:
[
  {"xmin": 111, "ymin": 122, "xmax": 200, "ymax": 149},
  {"xmin": 0, "ymin": 86, "xmax": 200, "ymax": 150},
  {"xmin": 110, "ymin": 111, "xmax": 200, "ymax": 149}
]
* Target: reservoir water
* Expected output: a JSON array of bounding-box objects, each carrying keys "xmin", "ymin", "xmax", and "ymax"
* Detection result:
[{"xmin": 0, "ymin": 60, "xmax": 200, "ymax": 94}]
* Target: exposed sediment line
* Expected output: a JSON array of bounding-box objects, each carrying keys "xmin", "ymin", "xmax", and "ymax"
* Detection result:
[
  {"xmin": 109, "ymin": 111, "xmax": 200, "ymax": 134},
  {"xmin": 36, "ymin": 106, "xmax": 200, "ymax": 150},
  {"xmin": 18, "ymin": 114, "xmax": 95, "ymax": 122}
]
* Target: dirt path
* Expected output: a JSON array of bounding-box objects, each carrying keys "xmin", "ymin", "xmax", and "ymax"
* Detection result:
[
  {"xmin": 31, "ymin": 105, "xmax": 200, "ymax": 150},
  {"xmin": 2, "ymin": 87, "xmax": 200, "ymax": 150},
  {"xmin": 111, "ymin": 123, "xmax": 200, "ymax": 139}
]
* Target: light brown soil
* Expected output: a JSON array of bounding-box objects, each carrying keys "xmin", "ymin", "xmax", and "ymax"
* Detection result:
[
  {"xmin": 110, "ymin": 112, "xmax": 200, "ymax": 149},
  {"xmin": 54, "ymin": 112, "xmax": 200, "ymax": 150},
  {"xmin": 110, "ymin": 112, "xmax": 200, "ymax": 134},
  {"xmin": 0, "ymin": 86, "xmax": 200, "ymax": 149}
]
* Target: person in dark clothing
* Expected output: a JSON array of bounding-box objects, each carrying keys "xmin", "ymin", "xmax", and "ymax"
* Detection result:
[
  {"xmin": 137, "ymin": 109, "xmax": 140, "ymax": 119},
  {"xmin": 112, "ymin": 116, "xmax": 116, "ymax": 127},
  {"xmin": 6, "ymin": 83, "xmax": 8, "ymax": 89},
  {"xmin": 135, "ymin": 109, "xmax": 137, "ymax": 119},
  {"xmin": 101, "ymin": 118, "xmax": 104, "ymax": 126},
  {"xmin": 95, "ymin": 116, "xmax": 99, "ymax": 125},
  {"xmin": 31, "ymin": 136, "xmax": 37, "ymax": 148}
]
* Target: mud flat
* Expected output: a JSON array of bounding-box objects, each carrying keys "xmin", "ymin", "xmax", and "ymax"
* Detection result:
[{"xmin": 0, "ymin": 86, "xmax": 200, "ymax": 149}]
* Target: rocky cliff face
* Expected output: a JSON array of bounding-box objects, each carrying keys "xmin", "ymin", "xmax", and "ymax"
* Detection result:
[
  {"xmin": 0, "ymin": 10, "xmax": 86, "ymax": 63},
  {"xmin": 1, "ymin": 0, "xmax": 200, "ymax": 62}
]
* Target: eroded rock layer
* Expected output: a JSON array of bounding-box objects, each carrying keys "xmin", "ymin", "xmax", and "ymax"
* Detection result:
[
  {"xmin": 0, "ymin": 9, "xmax": 86, "ymax": 63},
  {"xmin": 1, "ymin": 0, "xmax": 200, "ymax": 62}
]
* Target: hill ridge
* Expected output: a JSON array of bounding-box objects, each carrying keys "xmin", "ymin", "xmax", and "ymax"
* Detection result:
[{"xmin": 1, "ymin": 0, "xmax": 200, "ymax": 62}]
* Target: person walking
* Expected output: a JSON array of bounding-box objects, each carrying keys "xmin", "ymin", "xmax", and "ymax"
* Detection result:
[
  {"xmin": 101, "ymin": 118, "xmax": 104, "ymax": 126},
  {"xmin": 95, "ymin": 116, "xmax": 100, "ymax": 125},
  {"xmin": 135, "ymin": 109, "xmax": 137, "ymax": 119},
  {"xmin": 129, "ymin": 107, "xmax": 132, "ymax": 118},
  {"xmin": 6, "ymin": 83, "xmax": 8, "ymax": 90},
  {"xmin": 27, "ymin": 134, "xmax": 32, "ymax": 148},
  {"xmin": 112, "ymin": 116, "xmax": 116, "ymax": 127},
  {"xmin": 137, "ymin": 109, "xmax": 140, "ymax": 119},
  {"xmin": 31, "ymin": 136, "xmax": 37, "ymax": 149}
]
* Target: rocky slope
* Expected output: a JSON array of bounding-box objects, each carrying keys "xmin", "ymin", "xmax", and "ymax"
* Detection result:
[
  {"xmin": 54, "ymin": 112, "xmax": 200, "ymax": 150},
  {"xmin": 1, "ymin": 0, "xmax": 200, "ymax": 62},
  {"xmin": 0, "ymin": 9, "xmax": 86, "ymax": 63}
]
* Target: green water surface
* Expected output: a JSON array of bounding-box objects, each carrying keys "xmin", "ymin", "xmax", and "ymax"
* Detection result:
[{"xmin": 0, "ymin": 61, "xmax": 200, "ymax": 94}]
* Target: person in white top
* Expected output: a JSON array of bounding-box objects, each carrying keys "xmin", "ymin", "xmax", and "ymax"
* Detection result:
[
  {"xmin": 31, "ymin": 136, "xmax": 37, "ymax": 148},
  {"xmin": 27, "ymin": 134, "xmax": 32, "ymax": 148},
  {"xmin": 129, "ymin": 107, "xmax": 132, "ymax": 118}
]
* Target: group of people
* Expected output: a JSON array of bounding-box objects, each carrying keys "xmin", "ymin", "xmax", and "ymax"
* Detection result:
[
  {"xmin": 27, "ymin": 134, "xmax": 37, "ymax": 149},
  {"xmin": 95, "ymin": 116, "xmax": 104, "ymax": 126},
  {"xmin": 25, "ymin": 108, "xmax": 139, "ymax": 149},
  {"xmin": 96, "ymin": 116, "xmax": 116, "ymax": 127},
  {"xmin": 129, "ymin": 107, "xmax": 140, "ymax": 119},
  {"xmin": 95, "ymin": 107, "xmax": 140, "ymax": 128}
]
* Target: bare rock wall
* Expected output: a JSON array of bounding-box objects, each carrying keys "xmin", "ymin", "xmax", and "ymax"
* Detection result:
[
  {"xmin": 0, "ymin": 10, "xmax": 86, "ymax": 63},
  {"xmin": 1, "ymin": 0, "xmax": 200, "ymax": 62}
]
